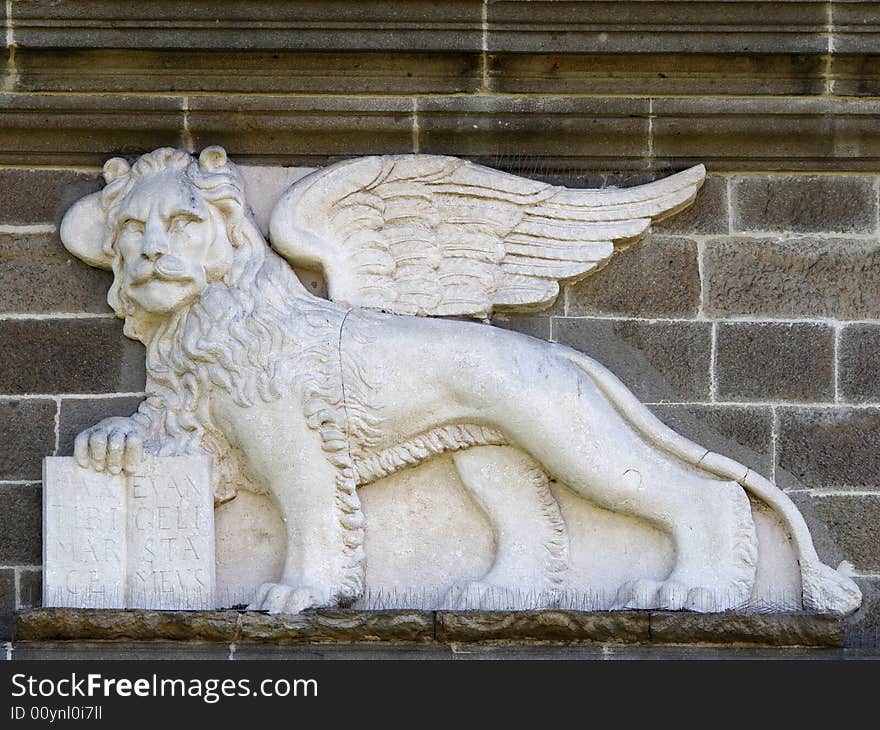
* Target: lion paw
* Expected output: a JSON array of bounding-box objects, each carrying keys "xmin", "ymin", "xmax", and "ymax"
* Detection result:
[
  {"xmin": 612, "ymin": 578, "xmax": 748, "ymax": 612},
  {"xmin": 247, "ymin": 582, "xmax": 329, "ymax": 614}
]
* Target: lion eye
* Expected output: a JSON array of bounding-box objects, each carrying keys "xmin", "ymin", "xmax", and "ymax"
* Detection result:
[
  {"xmin": 121, "ymin": 219, "xmax": 145, "ymax": 235},
  {"xmin": 169, "ymin": 215, "xmax": 197, "ymax": 234}
]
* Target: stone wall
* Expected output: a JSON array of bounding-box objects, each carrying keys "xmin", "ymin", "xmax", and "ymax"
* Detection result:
[{"xmin": 1, "ymin": 1, "xmax": 878, "ymax": 646}]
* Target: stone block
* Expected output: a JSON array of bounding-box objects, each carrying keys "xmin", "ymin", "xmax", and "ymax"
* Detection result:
[
  {"xmin": 838, "ymin": 324, "xmax": 880, "ymax": 403},
  {"xmin": 831, "ymin": 55, "xmax": 880, "ymax": 97},
  {"xmin": 567, "ymin": 235, "xmax": 700, "ymax": 318},
  {"xmin": 416, "ymin": 96, "xmax": 649, "ymax": 169},
  {"xmin": 0, "ymin": 94, "xmax": 183, "ymax": 166},
  {"xmin": 187, "ymin": 96, "xmax": 414, "ymax": 166},
  {"xmin": 703, "ymin": 238, "xmax": 880, "ymax": 320},
  {"xmin": 715, "ymin": 322, "xmax": 835, "ymax": 402},
  {"xmin": 648, "ymin": 612, "xmax": 844, "ymax": 647},
  {"xmin": 0, "ymin": 232, "xmax": 113, "ymax": 314},
  {"xmin": 776, "ymin": 407, "xmax": 880, "ymax": 491},
  {"xmin": 0, "ymin": 170, "xmax": 102, "ymax": 225},
  {"xmin": 731, "ymin": 176, "xmax": 877, "ymax": 234},
  {"xmin": 845, "ymin": 578, "xmax": 880, "ymax": 649},
  {"xmin": 18, "ymin": 569, "xmax": 41, "ymax": 610},
  {"xmin": 791, "ymin": 493, "xmax": 880, "ymax": 572},
  {"xmin": 552, "ymin": 318, "xmax": 711, "ymax": 402},
  {"xmin": 0, "ymin": 570, "xmax": 13, "ymax": 640},
  {"xmin": 12, "ymin": 641, "xmax": 231, "ymax": 660},
  {"xmin": 489, "ymin": 53, "xmax": 827, "ymax": 97},
  {"xmin": 487, "ymin": 314, "xmax": 551, "ymax": 341},
  {"xmin": 435, "ymin": 610, "xmax": 649, "ymax": 643},
  {"xmin": 57, "ymin": 396, "xmax": 144, "ymax": 457},
  {"xmin": 15, "ymin": 49, "xmax": 483, "ymax": 95},
  {"xmin": 0, "ymin": 319, "xmax": 145, "ymax": 395},
  {"xmin": 652, "ymin": 97, "xmax": 880, "ymax": 171},
  {"xmin": 0, "ymin": 484, "xmax": 41, "ymax": 565},
  {"xmin": 485, "ymin": 2, "xmax": 827, "ymax": 54},
  {"xmin": 12, "ymin": 1, "xmax": 484, "ymax": 51},
  {"xmin": 650, "ymin": 404, "xmax": 773, "ymax": 476},
  {"xmin": 239, "ymin": 610, "xmax": 434, "ymax": 643},
  {"xmin": 832, "ymin": 3, "xmax": 880, "ymax": 54},
  {"xmin": 653, "ymin": 175, "xmax": 729, "ymax": 235},
  {"xmin": 0, "ymin": 399, "xmax": 55, "ymax": 480}
]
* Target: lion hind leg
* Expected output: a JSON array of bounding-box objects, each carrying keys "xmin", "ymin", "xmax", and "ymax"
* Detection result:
[{"xmin": 443, "ymin": 446, "xmax": 568, "ymax": 609}]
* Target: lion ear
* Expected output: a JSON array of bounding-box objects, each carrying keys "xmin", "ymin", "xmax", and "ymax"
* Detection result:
[
  {"xmin": 198, "ymin": 146, "xmax": 227, "ymax": 172},
  {"xmin": 59, "ymin": 191, "xmax": 113, "ymax": 270}
]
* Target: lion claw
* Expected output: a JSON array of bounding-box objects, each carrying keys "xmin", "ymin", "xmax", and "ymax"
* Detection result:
[{"xmin": 248, "ymin": 582, "xmax": 328, "ymax": 614}]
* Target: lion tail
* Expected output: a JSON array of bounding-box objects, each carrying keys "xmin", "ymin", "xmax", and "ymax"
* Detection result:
[{"xmin": 557, "ymin": 346, "xmax": 862, "ymax": 616}]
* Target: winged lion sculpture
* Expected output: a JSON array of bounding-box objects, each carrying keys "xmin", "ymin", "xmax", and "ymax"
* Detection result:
[{"xmin": 59, "ymin": 147, "xmax": 861, "ymax": 615}]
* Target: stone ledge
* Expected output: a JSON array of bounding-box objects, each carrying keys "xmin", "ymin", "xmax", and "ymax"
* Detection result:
[{"xmin": 14, "ymin": 609, "xmax": 845, "ymax": 648}]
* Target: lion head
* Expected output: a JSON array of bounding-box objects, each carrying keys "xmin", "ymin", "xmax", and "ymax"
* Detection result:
[{"xmin": 61, "ymin": 146, "xmax": 268, "ymax": 343}]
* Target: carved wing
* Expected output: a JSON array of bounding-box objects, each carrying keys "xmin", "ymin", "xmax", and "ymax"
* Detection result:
[{"xmin": 269, "ymin": 155, "xmax": 705, "ymax": 318}]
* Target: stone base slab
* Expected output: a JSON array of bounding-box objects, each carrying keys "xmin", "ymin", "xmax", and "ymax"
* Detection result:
[{"xmin": 14, "ymin": 608, "xmax": 844, "ymax": 648}]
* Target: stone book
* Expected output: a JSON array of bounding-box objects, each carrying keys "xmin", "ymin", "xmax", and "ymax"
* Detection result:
[{"xmin": 43, "ymin": 456, "xmax": 215, "ymax": 610}]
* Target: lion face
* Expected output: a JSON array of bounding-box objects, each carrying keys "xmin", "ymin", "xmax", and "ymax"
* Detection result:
[{"xmin": 113, "ymin": 170, "xmax": 233, "ymax": 316}]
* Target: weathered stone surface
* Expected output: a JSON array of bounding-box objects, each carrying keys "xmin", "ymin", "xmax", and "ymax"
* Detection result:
[
  {"xmin": 0, "ymin": 170, "xmax": 102, "ymax": 225},
  {"xmin": 0, "ymin": 319, "xmax": 144, "ymax": 395},
  {"xmin": 12, "ymin": 1, "xmax": 484, "ymax": 51},
  {"xmin": 703, "ymin": 238, "xmax": 880, "ymax": 320},
  {"xmin": 0, "ymin": 94, "xmax": 183, "ymax": 166},
  {"xmin": 489, "ymin": 54, "xmax": 827, "ymax": 97},
  {"xmin": 0, "ymin": 485, "xmax": 41, "ymax": 565},
  {"xmin": 488, "ymin": 314, "xmax": 551, "ymax": 341},
  {"xmin": 485, "ymin": 1, "xmax": 828, "ymax": 54},
  {"xmin": 17, "ymin": 569, "xmax": 41, "ymax": 611},
  {"xmin": 832, "ymin": 3, "xmax": 880, "ymax": 54},
  {"xmin": 12, "ymin": 641, "xmax": 231, "ymax": 660},
  {"xmin": 553, "ymin": 318, "xmax": 711, "ymax": 401},
  {"xmin": 14, "ymin": 608, "xmax": 238, "ymax": 642},
  {"xmin": 0, "ymin": 232, "xmax": 113, "ymax": 313},
  {"xmin": 795, "ymin": 494, "xmax": 880, "ymax": 572},
  {"xmin": 649, "ymin": 611, "xmax": 844, "ymax": 647},
  {"xmin": 650, "ymin": 404, "xmax": 773, "ymax": 476},
  {"xmin": 57, "ymin": 396, "xmax": 144, "ymax": 457},
  {"xmin": 731, "ymin": 176, "xmax": 877, "ymax": 234},
  {"xmin": 839, "ymin": 324, "xmax": 880, "ymax": 403},
  {"xmin": 436, "ymin": 610, "xmax": 650, "ymax": 643},
  {"xmin": 417, "ymin": 96, "xmax": 649, "ymax": 167},
  {"xmin": 15, "ymin": 49, "xmax": 483, "ymax": 95},
  {"xmin": 0, "ymin": 570, "xmax": 14, "ymax": 640},
  {"xmin": 845, "ymin": 578, "xmax": 880, "ymax": 649},
  {"xmin": 715, "ymin": 322, "xmax": 835, "ymax": 402},
  {"xmin": 832, "ymin": 55, "xmax": 880, "ymax": 96},
  {"xmin": 0, "ymin": 399, "xmax": 55, "ymax": 480},
  {"xmin": 239, "ymin": 610, "xmax": 434, "ymax": 643},
  {"xmin": 776, "ymin": 407, "xmax": 880, "ymax": 491},
  {"xmin": 187, "ymin": 96, "xmax": 413, "ymax": 165},
  {"xmin": 653, "ymin": 175, "xmax": 728, "ymax": 234},
  {"xmin": 652, "ymin": 97, "xmax": 880, "ymax": 171},
  {"xmin": 567, "ymin": 236, "xmax": 700, "ymax": 318}
]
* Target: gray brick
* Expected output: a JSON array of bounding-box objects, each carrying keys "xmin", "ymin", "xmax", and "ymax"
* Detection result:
[
  {"xmin": 777, "ymin": 407, "xmax": 880, "ymax": 491},
  {"xmin": 58, "ymin": 396, "xmax": 145, "ymax": 457},
  {"xmin": 487, "ymin": 315, "xmax": 551, "ymax": 341},
  {"xmin": 16, "ymin": 49, "xmax": 483, "ymax": 95},
  {"xmin": 0, "ymin": 319, "xmax": 145, "ymax": 395},
  {"xmin": 0, "ymin": 170, "xmax": 102, "ymax": 226},
  {"xmin": 18, "ymin": 569, "xmax": 41, "ymax": 611},
  {"xmin": 552, "ymin": 318, "xmax": 711, "ymax": 402},
  {"xmin": 0, "ymin": 570, "xmax": 13, "ymax": 640},
  {"xmin": 653, "ymin": 175, "xmax": 728, "ymax": 235},
  {"xmin": 715, "ymin": 322, "xmax": 835, "ymax": 402},
  {"xmin": 703, "ymin": 238, "xmax": 880, "ymax": 320},
  {"xmin": 839, "ymin": 324, "xmax": 880, "ymax": 403},
  {"xmin": 845, "ymin": 578, "xmax": 880, "ymax": 649},
  {"xmin": 567, "ymin": 236, "xmax": 700, "ymax": 318},
  {"xmin": 731, "ymin": 176, "xmax": 877, "ymax": 234},
  {"xmin": 0, "ymin": 232, "xmax": 113, "ymax": 314},
  {"xmin": 789, "ymin": 493, "xmax": 880, "ymax": 572},
  {"xmin": 0, "ymin": 485, "xmax": 41, "ymax": 565},
  {"xmin": 0, "ymin": 399, "xmax": 55, "ymax": 481},
  {"xmin": 650, "ymin": 404, "xmax": 773, "ymax": 476}
]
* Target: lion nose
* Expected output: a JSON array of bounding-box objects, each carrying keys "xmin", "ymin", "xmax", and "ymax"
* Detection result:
[{"xmin": 142, "ymin": 221, "xmax": 169, "ymax": 260}]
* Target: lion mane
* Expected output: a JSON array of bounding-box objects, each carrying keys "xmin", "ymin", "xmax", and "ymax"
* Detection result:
[{"xmin": 99, "ymin": 148, "xmax": 377, "ymax": 601}]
